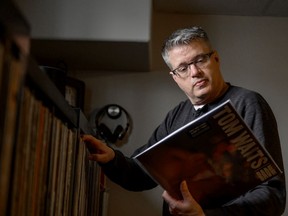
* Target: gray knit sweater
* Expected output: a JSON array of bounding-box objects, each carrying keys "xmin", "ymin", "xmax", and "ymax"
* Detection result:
[{"xmin": 101, "ymin": 84, "xmax": 286, "ymax": 216}]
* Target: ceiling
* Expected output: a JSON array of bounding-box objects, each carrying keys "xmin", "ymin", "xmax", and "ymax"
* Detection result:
[
  {"xmin": 153, "ymin": 0, "xmax": 288, "ymax": 17},
  {"xmin": 31, "ymin": 0, "xmax": 288, "ymax": 73}
]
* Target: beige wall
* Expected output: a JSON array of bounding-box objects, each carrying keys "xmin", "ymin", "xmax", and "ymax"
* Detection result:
[{"xmin": 75, "ymin": 13, "xmax": 288, "ymax": 216}]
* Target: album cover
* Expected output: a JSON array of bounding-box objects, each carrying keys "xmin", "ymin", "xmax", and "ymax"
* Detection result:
[{"xmin": 134, "ymin": 100, "xmax": 282, "ymax": 208}]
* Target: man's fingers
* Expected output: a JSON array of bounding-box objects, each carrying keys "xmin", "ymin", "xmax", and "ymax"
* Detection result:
[
  {"xmin": 82, "ymin": 134, "xmax": 115, "ymax": 163},
  {"xmin": 82, "ymin": 134, "xmax": 104, "ymax": 153},
  {"xmin": 181, "ymin": 180, "xmax": 200, "ymax": 205},
  {"xmin": 162, "ymin": 191, "xmax": 179, "ymax": 214},
  {"xmin": 180, "ymin": 180, "xmax": 192, "ymax": 200},
  {"xmin": 162, "ymin": 190, "xmax": 173, "ymax": 203},
  {"xmin": 88, "ymin": 153, "xmax": 107, "ymax": 161},
  {"xmin": 82, "ymin": 134, "xmax": 100, "ymax": 144}
]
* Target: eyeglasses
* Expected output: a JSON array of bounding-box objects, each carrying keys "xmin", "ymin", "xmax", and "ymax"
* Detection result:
[{"xmin": 171, "ymin": 51, "xmax": 214, "ymax": 78}]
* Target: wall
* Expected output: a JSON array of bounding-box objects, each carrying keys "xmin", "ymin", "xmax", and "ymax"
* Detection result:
[
  {"xmin": 75, "ymin": 14, "xmax": 288, "ymax": 216},
  {"xmin": 77, "ymin": 71, "xmax": 184, "ymax": 216}
]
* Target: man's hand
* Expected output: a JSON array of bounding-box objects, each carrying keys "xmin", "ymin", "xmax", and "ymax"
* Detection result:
[
  {"xmin": 162, "ymin": 180, "xmax": 205, "ymax": 216},
  {"xmin": 82, "ymin": 134, "xmax": 115, "ymax": 163}
]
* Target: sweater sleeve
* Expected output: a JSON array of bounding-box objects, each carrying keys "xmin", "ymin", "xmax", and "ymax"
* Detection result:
[
  {"xmin": 204, "ymin": 90, "xmax": 286, "ymax": 216},
  {"xmin": 100, "ymin": 150, "xmax": 158, "ymax": 191},
  {"xmin": 204, "ymin": 175, "xmax": 285, "ymax": 216}
]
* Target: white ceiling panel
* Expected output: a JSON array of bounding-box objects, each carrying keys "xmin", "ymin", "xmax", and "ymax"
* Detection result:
[{"xmin": 153, "ymin": 0, "xmax": 288, "ymax": 17}]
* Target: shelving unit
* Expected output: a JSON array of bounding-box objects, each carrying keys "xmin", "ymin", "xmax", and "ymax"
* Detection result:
[{"xmin": 0, "ymin": 1, "xmax": 102, "ymax": 216}]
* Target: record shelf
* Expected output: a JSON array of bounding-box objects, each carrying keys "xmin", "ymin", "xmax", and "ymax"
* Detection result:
[{"xmin": 0, "ymin": 1, "xmax": 102, "ymax": 216}]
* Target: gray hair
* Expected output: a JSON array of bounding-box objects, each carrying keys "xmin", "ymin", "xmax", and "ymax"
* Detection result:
[{"xmin": 161, "ymin": 26, "xmax": 212, "ymax": 69}]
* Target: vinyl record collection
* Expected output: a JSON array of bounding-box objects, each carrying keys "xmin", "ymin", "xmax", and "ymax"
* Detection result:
[{"xmin": 0, "ymin": 2, "xmax": 103, "ymax": 215}]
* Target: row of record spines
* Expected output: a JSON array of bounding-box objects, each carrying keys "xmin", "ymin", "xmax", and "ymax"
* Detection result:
[{"xmin": 8, "ymin": 86, "xmax": 102, "ymax": 216}]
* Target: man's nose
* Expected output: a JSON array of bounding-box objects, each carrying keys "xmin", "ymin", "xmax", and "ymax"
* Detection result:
[{"xmin": 188, "ymin": 63, "xmax": 201, "ymax": 77}]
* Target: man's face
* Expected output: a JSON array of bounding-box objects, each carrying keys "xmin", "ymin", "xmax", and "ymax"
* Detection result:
[{"xmin": 167, "ymin": 40, "xmax": 226, "ymax": 105}]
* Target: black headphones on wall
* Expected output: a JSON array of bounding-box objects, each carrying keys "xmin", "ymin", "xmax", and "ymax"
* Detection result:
[{"xmin": 95, "ymin": 104, "xmax": 131, "ymax": 144}]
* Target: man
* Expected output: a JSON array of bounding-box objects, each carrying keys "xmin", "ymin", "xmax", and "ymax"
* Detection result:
[{"xmin": 83, "ymin": 26, "xmax": 285, "ymax": 215}]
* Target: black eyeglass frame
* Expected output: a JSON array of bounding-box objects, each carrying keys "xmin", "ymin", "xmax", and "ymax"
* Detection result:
[{"xmin": 171, "ymin": 51, "xmax": 215, "ymax": 77}]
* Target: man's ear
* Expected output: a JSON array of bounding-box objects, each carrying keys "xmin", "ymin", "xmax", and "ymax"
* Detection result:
[
  {"xmin": 170, "ymin": 72, "xmax": 178, "ymax": 81},
  {"xmin": 213, "ymin": 51, "xmax": 220, "ymax": 63}
]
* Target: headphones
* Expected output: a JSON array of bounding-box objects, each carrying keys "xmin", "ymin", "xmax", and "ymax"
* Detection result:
[{"xmin": 95, "ymin": 104, "xmax": 131, "ymax": 144}]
